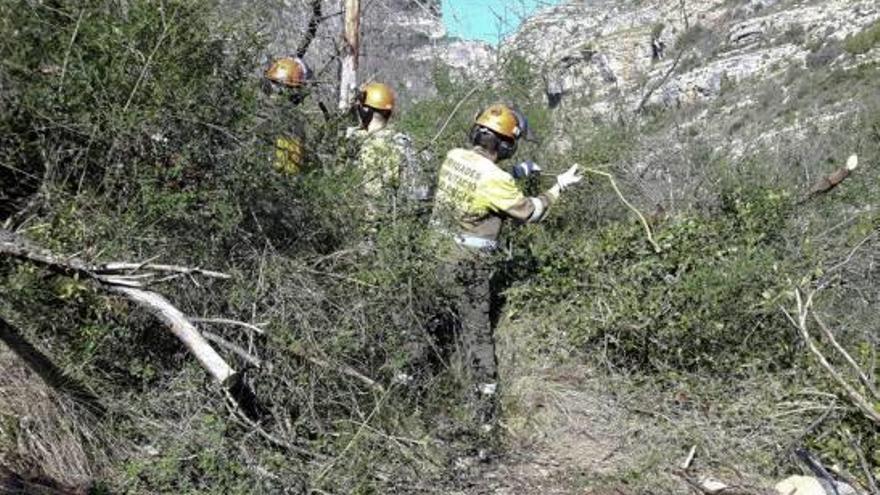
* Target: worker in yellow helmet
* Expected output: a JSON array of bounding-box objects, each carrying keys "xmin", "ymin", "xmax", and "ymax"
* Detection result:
[
  {"xmin": 346, "ymin": 82, "xmax": 432, "ymax": 238},
  {"xmin": 430, "ymin": 103, "xmax": 582, "ymax": 429},
  {"xmin": 260, "ymin": 56, "xmax": 312, "ymax": 176}
]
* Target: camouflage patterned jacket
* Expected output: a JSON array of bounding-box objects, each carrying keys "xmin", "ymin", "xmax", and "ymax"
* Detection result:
[{"xmin": 346, "ymin": 126, "xmax": 433, "ymax": 217}]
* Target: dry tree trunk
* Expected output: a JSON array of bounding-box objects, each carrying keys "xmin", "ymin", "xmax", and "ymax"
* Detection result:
[{"xmin": 338, "ymin": 0, "xmax": 360, "ymax": 110}]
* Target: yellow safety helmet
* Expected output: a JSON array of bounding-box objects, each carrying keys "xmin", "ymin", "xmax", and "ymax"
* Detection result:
[
  {"xmin": 359, "ymin": 82, "xmax": 396, "ymax": 112},
  {"xmin": 265, "ymin": 57, "xmax": 310, "ymax": 87},
  {"xmin": 474, "ymin": 104, "xmax": 524, "ymax": 140}
]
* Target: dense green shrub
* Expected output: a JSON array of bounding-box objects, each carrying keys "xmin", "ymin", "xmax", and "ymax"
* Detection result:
[
  {"xmin": 505, "ymin": 186, "xmax": 803, "ymax": 373},
  {"xmin": 844, "ymin": 20, "xmax": 880, "ymax": 55}
]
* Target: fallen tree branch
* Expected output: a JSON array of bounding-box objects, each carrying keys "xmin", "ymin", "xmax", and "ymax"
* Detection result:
[
  {"xmin": 781, "ymin": 289, "xmax": 880, "ymax": 425},
  {"xmin": 98, "ymin": 261, "xmax": 230, "ymax": 280},
  {"xmin": 203, "ymin": 331, "xmax": 262, "ymax": 369},
  {"xmin": 292, "ymin": 347, "xmax": 384, "ymax": 393},
  {"xmin": 113, "ymin": 287, "xmax": 237, "ymax": 384},
  {"xmin": 192, "ymin": 317, "xmax": 265, "ymax": 335},
  {"xmin": 0, "ymin": 228, "xmax": 238, "ymax": 387},
  {"xmin": 812, "ymin": 312, "xmax": 879, "ymax": 401},
  {"xmin": 581, "ymin": 167, "xmax": 662, "ymax": 253}
]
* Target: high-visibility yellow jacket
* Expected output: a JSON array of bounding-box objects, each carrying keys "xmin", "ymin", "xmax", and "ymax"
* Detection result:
[
  {"xmin": 431, "ymin": 148, "xmax": 557, "ymax": 244},
  {"xmin": 255, "ymin": 93, "xmax": 308, "ymax": 176}
]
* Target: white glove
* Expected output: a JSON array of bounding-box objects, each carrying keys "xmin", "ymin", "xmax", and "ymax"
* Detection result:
[{"xmin": 555, "ymin": 164, "xmax": 583, "ymax": 191}]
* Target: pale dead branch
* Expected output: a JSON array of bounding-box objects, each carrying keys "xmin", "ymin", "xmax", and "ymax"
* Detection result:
[
  {"xmin": 112, "ymin": 287, "xmax": 237, "ymax": 385},
  {"xmin": 781, "ymin": 288, "xmax": 880, "ymax": 425},
  {"xmin": 681, "ymin": 445, "xmax": 697, "ymax": 470},
  {"xmin": 203, "ymin": 331, "xmax": 262, "ymax": 369},
  {"xmin": 0, "ymin": 228, "xmax": 239, "ymax": 388},
  {"xmin": 98, "ymin": 261, "xmax": 231, "ymax": 280},
  {"xmin": 812, "ymin": 313, "xmax": 879, "ymax": 401},
  {"xmin": 192, "ymin": 317, "xmax": 265, "ymax": 335}
]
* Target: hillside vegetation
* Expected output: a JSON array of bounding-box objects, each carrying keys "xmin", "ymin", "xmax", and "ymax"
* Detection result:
[{"xmin": 1, "ymin": 0, "xmax": 879, "ymax": 494}]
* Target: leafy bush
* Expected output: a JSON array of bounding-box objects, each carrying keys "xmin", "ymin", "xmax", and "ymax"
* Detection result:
[
  {"xmin": 505, "ymin": 186, "xmax": 802, "ymax": 373},
  {"xmin": 844, "ymin": 20, "xmax": 880, "ymax": 55}
]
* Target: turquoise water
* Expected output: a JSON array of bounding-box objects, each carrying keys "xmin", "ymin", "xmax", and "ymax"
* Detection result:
[{"xmin": 441, "ymin": 0, "xmax": 559, "ymax": 45}]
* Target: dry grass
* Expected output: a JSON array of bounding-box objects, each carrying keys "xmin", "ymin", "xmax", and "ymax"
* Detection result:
[
  {"xmin": 0, "ymin": 350, "xmax": 100, "ymax": 486},
  {"xmin": 493, "ymin": 315, "xmax": 833, "ymax": 494}
]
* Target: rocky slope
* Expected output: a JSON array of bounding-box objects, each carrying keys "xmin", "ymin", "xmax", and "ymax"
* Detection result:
[
  {"xmin": 504, "ymin": 0, "xmax": 880, "ymax": 208},
  {"xmin": 510, "ymin": 0, "xmax": 879, "ymax": 116}
]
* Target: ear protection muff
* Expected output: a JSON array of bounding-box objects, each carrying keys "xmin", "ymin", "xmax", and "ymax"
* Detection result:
[
  {"xmin": 356, "ymin": 90, "xmax": 374, "ymax": 127},
  {"xmin": 496, "ymin": 136, "xmax": 518, "ymax": 160},
  {"xmin": 469, "ymin": 124, "xmax": 518, "ymax": 161}
]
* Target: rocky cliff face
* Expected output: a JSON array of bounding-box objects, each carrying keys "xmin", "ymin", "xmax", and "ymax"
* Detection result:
[
  {"xmin": 509, "ymin": 0, "xmax": 879, "ymax": 117},
  {"xmin": 504, "ymin": 0, "xmax": 880, "ymax": 209}
]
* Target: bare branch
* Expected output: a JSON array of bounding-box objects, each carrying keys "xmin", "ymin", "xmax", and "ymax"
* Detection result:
[
  {"xmin": 296, "ymin": 0, "xmax": 323, "ymax": 58},
  {"xmin": 203, "ymin": 331, "xmax": 262, "ymax": 369},
  {"xmin": 122, "ymin": 8, "xmax": 177, "ymax": 113},
  {"xmin": 812, "ymin": 312, "xmax": 879, "ymax": 401},
  {"xmin": 114, "ymin": 287, "xmax": 237, "ymax": 385},
  {"xmin": 98, "ymin": 261, "xmax": 230, "ymax": 280},
  {"xmin": 636, "ymin": 48, "xmax": 685, "ymax": 114},
  {"xmin": 0, "ymin": 228, "xmax": 238, "ymax": 387},
  {"xmin": 58, "ymin": 9, "xmax": 84, "ymax": 93},
  {"xmin": 192, "ymin": 317, "xmax": 265, "ymax": 335},
  {"xmin": 781, "ymin": 290, "xmax": 880, "ymax": 425}
]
